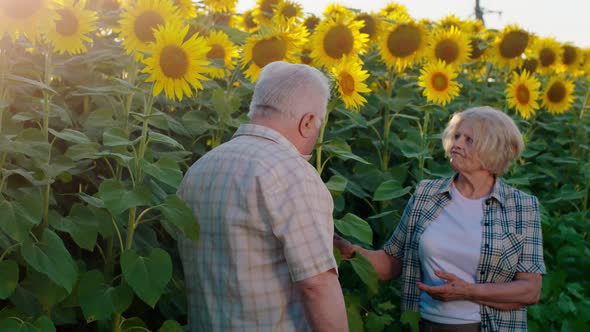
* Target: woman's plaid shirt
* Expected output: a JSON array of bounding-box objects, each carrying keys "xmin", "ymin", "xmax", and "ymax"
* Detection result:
[{"xmin": 384, "ymin": 176, "xmax": 546, "ymax": 331}]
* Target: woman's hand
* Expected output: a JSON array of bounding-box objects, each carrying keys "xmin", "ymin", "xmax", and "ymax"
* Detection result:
[
  {"xmin": 417, "ymin": 270, "xmax": 472, "ymax": 301},
  {"xmin": 333, "ymin": 234, "xmax": 356, "ymax": 259}
]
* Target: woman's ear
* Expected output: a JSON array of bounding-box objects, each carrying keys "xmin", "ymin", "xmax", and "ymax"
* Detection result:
[{"xmin": 298, "ymin": 112, "xmax": 316, "ymax": 138}]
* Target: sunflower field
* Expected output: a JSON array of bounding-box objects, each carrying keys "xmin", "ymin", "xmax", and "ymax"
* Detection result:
[{"xmin": 0, "ymin": 0, "xmax": 589, "ymax": 331}]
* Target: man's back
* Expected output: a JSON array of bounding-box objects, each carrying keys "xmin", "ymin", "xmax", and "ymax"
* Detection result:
[{"xmin": 178, "ymin": 124, "xmax": 336, "ymax": 331}]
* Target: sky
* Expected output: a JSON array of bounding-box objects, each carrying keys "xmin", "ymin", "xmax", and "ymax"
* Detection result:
[{"xmin": 236, "ymin": 0, "xmax": 590, "ymax": 48}]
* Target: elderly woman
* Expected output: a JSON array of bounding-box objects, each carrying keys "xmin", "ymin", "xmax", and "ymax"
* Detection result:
[{"xmin": 335, "ymin": 106, "xmax": 545, "ymax": 331}]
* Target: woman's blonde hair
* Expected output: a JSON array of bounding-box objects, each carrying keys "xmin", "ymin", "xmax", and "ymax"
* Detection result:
[{"xmin": 442, "ymin": 106, "xmax": 524, "ymax": 176}]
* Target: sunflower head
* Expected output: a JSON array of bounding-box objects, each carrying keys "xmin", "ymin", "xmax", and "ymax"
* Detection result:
[
  {"xmin": 505, "ymin": 70, "xmax": 541, "ymax": 120},
  {"xmin": 436, "ymin": 14, "xmax": 464, "ymax": 31},
  {"xmin": 427, "ymin": 26, "xmax": 472, "ymax": 67},
  {"xmin": 0, "ymin": 0, "xmax": 55, "ymax": 43},
  {"xmin": 303, "ymin": 14, "xmax": 320, "ymax": 32},
  {"xmin": 354, "ymin": 12, "xmax": 382, "ymax": 43},
  {"xmin": 517, "ymin": 57, "xmax": 539, "ymax": 74},
  {"xmin": 323, "ymin": 3, "xmax": 353, "ymax": 21},
  {"xmin": 311, "ymin": 16, "xmax": 368, "ymax": 68},
  {"xmin": 378, "ymin": 20, "xmax": 427, "ymax": 72},
  {"xmin": 331, "ymin": 57, "xmax": 371, "ymax": 112},
  {"xmin": 532, "ymin": 37, "xmax": 561, "ymax": 74},
  {"xmin": 561, "ymin": 44, "xmax": 582, "ymax": 73},
  {"xmin": 238, "ymin": 9, "xmax": 259, "ymax": 32},
  {"xmin": 418, "ymin": 60, "xmax": 462, "ymax": 106},
  {"xmin": 542, "ymin": 76, "xmax": 575, "ymax": 115},
  {"xmin": 469, "ymin": 35, "xmax": 488, "ymax": 61},
  {"xmin": 142, "ymin": 24, "xmax": 211, "ymax": 101},
  {"xmin": 273, "ymin": 0, "xmax": 302, "ymax": 23},
  {"xmin": 378, "ymin": 2, "xmax": 410, "ymax": 21},
  {"xmin": 205, "ymin": 30, "xmax": 238, "ymax": 79},
  {"xmin": 242, "ymin": 25, "xmax": 307, "ymax": 82},
  {"xmin": 203, "ymin": 0, "xmax": 237, "ymax": 14},
  {"xmin": 43, "ymin": 0, "xmax": 98, "ymax": 55},
  {"xmin": 118, "ymin": 0, "xmax": 182, "ymax": 57},
  {"xmin": 492, "ymin": 25, "xmax": 531, "ymax": 68},
  {"xmin": 255, "ymin": 0, "xmax": 279, "ymax": 25}
]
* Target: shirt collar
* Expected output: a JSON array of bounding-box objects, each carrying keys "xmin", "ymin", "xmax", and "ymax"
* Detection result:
[
  {"xmin": 232, "ymin": 123, "xmax": 301, "ymax": 155},
  {"xmin": 434, "ymin": 173, "xmax": 507, "ymax": 206}
]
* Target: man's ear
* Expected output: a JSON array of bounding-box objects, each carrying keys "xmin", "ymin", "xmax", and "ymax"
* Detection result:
[{"xmin": 298, "ymin": 112, "xmax": 316, "ymax": 138}]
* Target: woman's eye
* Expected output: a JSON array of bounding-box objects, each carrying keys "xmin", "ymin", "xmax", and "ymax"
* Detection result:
[
  {"xmin": 454, "ymin": 133, "xmax": 461, "ymax": 139},
  {"xmin": 466, "ymin": 137, "xmax": 473, "ymax": 144}
]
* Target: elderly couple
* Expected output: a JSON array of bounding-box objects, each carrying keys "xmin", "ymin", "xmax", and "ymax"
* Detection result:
[{"xmin": 177, "ymin": 62, "xmax": 545, "ymax": 332}]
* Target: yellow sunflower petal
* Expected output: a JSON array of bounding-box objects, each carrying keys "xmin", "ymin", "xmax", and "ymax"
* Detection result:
[
  {"xmin": 427, "ymin": 26, "xmax": 472, "ymax": 67},
  {"xmin": 542, "ymin": 76, "xmax": 575, "ymax": 115},
  {"xmin": 311, "ymin": 16, "xmax": 368, "ymax": 68},
  {"xmin": 505, "ymin": 70, "xmax": 541, "ymax": 120},
  {"xmin": 43, "ymin": 0, "xmax": 98, "ymax": 55},
  {"xmin": 331, "ymin": 58, "xmax": 371, "ymax": 112},
  {"xmin": 378, "ymin": 19, "xmax": 428, "ymax": 72}
]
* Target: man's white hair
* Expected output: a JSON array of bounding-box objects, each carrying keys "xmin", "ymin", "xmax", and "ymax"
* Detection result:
[{"xmin": 248, "ymin": 61, "xmax": 330, "ymax": 127}]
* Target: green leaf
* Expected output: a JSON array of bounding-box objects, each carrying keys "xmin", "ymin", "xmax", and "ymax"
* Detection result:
[
  {"xmin": 83, "ymin": 108, "xmax": 118, "ymax": 128},
  {"xmin": 49, "ymin": 205, "xmax": 99, "ymax": 251},
  {"xmin": 94, "ymin": 151, "xmax": 134, "ymax": 165},
  {"xmin": 325, "ymin": 175, "xmax": 348, "ymax": 194},
  {"xmin": 140, "ymin": 158, "xmax": 183, "ymax": 188},
  {"xmin": 158, "ymin": 320, "xmax": 184, "ymax": 332},
  {"xmin": 0, "ymin": 196, "xmax": 42, "ymax": 241},
  {"xmin": 365, "ymin": 312, "xmax": 393, "ymax": 332},
  {"xmin": 21, "ymin": 229, "xmax": 78, "ymax": 293},
  {"xmin": 65, "ymin": 143, "xmax": 101, "ymax": 161},
  {"xmin": 211, "ymin": 88, "xmax": 238, "ymax": 120},
  {"xmin": 78, "ymin": 193, "xmax": 105, "ymax": 209},
  {"xmin": 148, "ymin": 131, "xmax": 184, "ymax": 150},
  {"xmin": 159, "ymin": 195, "xmax": 199, "ymax": 242},
  {"xmin": 103, "ymin": 128, "xmax": 139, "ymax": 147},
  {"xmin": 0, "ymin": 260, "xmax": 18, "ymax": 299},
  {"xmin": 48, "ymin": 128, "xmax": 91, "ymax": 145},
  {"xmin": 334, "ymin": 213, "xmax": 372, "ymax": 245},
  {"xmin": 373, "ymin": 180, "xmax": 413, "ymax": 201},
  {"xmin": 6, "ymin": 73, "xmax": 56, "ymax": 94},
  {"xmin": 344, "ymin": 294, "xmax": 364, "ymax": 332},
  {"xmin": 77, "ymin": 270, "xmax": 133, "ymax": 322},
  {"xmin": 0, "ymin": 319, "xmax": 36, "ymax": 332},
  {"xmin": 121, "ymin": 248, "xmax": 172, "ymax": 308},
  {"xmin": 398, "ymin": 139, "xmax": 429, "ymax": 159},
  {"xmin": 558, "ymin": 293, "xmax": 576, "ymax": 314},
  {"xmin": 323, "ymin": 138, "xmax": 371, "ymax": 165},
  {"xmin": 34, "ymin": 316, "xmax": 55, "ymax": 332},
  {"xmin": 400, "ymin": 310, "xmax": 420, "ymax": 332},
  {"xmin": 26, "ymin": 271, "xmax": 68, "ymax": 313},
  {"xmin": 97, "ymin": 180, "xmax": 151, "ymax": 216},
  {"xmin": 121, "ymin": 317, "xmax": 148, "ymax": 331},
  {"xmin": 349, "ymin": 252, "xmax": 378, "ymax": 296}
]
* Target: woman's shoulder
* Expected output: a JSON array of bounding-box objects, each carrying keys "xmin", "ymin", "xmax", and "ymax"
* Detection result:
[
  {"xmin": 414, "ymin": 177, "xmax": 453, "ymax": 196},
  {"xmin": 496, "ymin": 178, "xmax": 539, "ymax": 206}
]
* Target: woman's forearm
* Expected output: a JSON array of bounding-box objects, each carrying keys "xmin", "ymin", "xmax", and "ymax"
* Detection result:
[
  {"xmin": 468, "ymin": 273, "xmax": 542, "ymax": 306},
  {"xmin": 353, "ymin": 247, "xmax": 402, "ymax": 281}
]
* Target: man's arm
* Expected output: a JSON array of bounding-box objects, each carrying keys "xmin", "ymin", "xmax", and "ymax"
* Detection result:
[{"xmin": 295, "ymin": 269, "xmax": 348, "ymax": 332}]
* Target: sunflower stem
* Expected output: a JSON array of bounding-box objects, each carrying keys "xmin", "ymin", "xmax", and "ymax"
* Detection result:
[
  {"xmin": 418, "ymin": 108, "xmax": 431, "ymax": 181},
  {"xmin": 315, "ymin": 100, "xmax": 336, "ymax": 175},
  {"xmin": 41, "ymin": 49, "xmax": 54, "ymax": 229},
  {"xmin": 381, "ymin": 74, "xmax": 397, "ymax": 171}
]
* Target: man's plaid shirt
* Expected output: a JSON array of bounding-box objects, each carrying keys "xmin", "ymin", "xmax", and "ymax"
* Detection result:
[
  {"xmin": 384, "ymin": 176, "xmax": 546, "ymax": 331},
  {"xmin": 177, "ymin": 124, "xmax": 337, "ymax": 331}
]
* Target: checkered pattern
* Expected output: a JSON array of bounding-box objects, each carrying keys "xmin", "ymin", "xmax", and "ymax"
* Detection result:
[
  {"xmin": 177, "ymin": 124, "xmax": 336, "ymax": 332},
  {"xmin": 384, "ymin": 176, "xmax": 546, "ymax": 332}
]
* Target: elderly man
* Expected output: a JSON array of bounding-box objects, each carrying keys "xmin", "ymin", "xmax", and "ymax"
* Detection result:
[{"xmin": 178, "ymin": 61, "xmax": 347, "ymax": 331}]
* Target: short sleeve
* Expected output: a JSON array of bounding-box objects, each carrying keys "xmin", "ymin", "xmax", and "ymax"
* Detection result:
[
  {"xmin": 261, "ymin": 167, "xmax": 337, "ymax": 282},
  {"xmin": 516, "ymin": 196, "xmax": 546, "ymax": 274},
  {"xmin": 383, "ymin": 193, "xmax": 416, "ymax": 259}
]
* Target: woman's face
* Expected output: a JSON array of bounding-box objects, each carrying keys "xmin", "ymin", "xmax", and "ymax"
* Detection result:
[{"xmin": 450, "ymin": 121, "xmax": 484, "ymax": 174}]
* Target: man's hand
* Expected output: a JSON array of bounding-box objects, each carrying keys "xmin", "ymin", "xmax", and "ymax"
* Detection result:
[
  {"xmin": 333, "ymin": 234, "xmax": 356, "ymax": 259},
  {"xmin": 417, "ymin": 270, "xmax": 472, "ymax": 301}
]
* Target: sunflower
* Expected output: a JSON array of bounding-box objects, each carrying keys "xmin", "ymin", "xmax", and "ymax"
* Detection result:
[
  {"xmin": 354, "ymin": 12, "xmax": 382, "ymax": 43},
  {"xmin": 378, "ymin": 20, "xmax": 427, "ymax": 72},
  {"xmin": 237, "ymin": 9, "xmax": 259, "ymax": 33},
  {"xmin": 517, "ymin": 57, "xmax": 539, "ymax": 74},
  {"xmin": 255, "ymin": 0, "xmax": 279, "ymax": 25},
  {"xmin": 531, "ymin": 37, "xmax": 561, "ymax": 74},
  {"xmin": 492, "ymin": 25, "xmax": 531, "ymax": 69},
  {"xmin": 561, "ymin": 44, "xmax": 582, "ymax": 73},
  {"xmin": 273, "ymin": 0, "xmax": 302, "ymax": 23},
  {"xmin": 43, "ymin": 0, "xmax": 97, "ymax": 55},
  {"xmin": 436, "ymin": 14, "xmax": 464, "ymax": 31},
  {"xmin": 378, "ymin": 2, "xmax": 410, "ymax": 21},
  {"xmin": 418, "ymin": 60, "xmax": 462, "ymax": 106},
  {"xmin": 311, "ymin": 16, "xmax": 368, "ymax": 68},
  {"xmin": 303, "ymin": 14, "xmax": 320, "ymax": 32},
  {"xmin": 118, "ymin": 0, "xmax": 183, "ymax": 57},
  {"xmin": 142, "ymin": 24, "xmax": 210, "ymax": 101},
  {"xmin": 242, "ymin": 25, "xmax": 307, "ymax": 82},
  {"xmin": 297, "ymin": 41, "xmax": 315, "ymax": 66},
  {"xmin": 205, "ymin": 30, "xmax": 238, "ymax": 79},
  {"xmin": 323, "ymin": 3, "xmax": 353, "ymax": 21},
  {"xmin": 469, "ymin": 35, "xmax": 488, "ymax": 61},
  {"xmin": 202, "ymin": 0, "xmax": 236, "ymax": 14},
  {"xmin": 542, "ymin": 76, "xmax": 575, "ymax": 115},
  {"xmin": 331, "ymin": 58, "xmax": 371, "ymax": 112},
  {"xmin": 0, "ymin": 0, "xmax": 55, "ymax": 43},
  {"xmin": 171, "ymin": 0, "xmax": 197, "ymax": 18},
  {"xmin": 505, "ymin": 70, "xmax": 541, "ymax": 120},
  {"xmin": 427, "ymin": 26, "xmax": 471, "ymax": 67}
]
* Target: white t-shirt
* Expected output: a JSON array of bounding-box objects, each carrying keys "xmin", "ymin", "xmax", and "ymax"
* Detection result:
[{"xmin": 418, "ymin": 184, "xmax": 485, "ymax": 324}]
